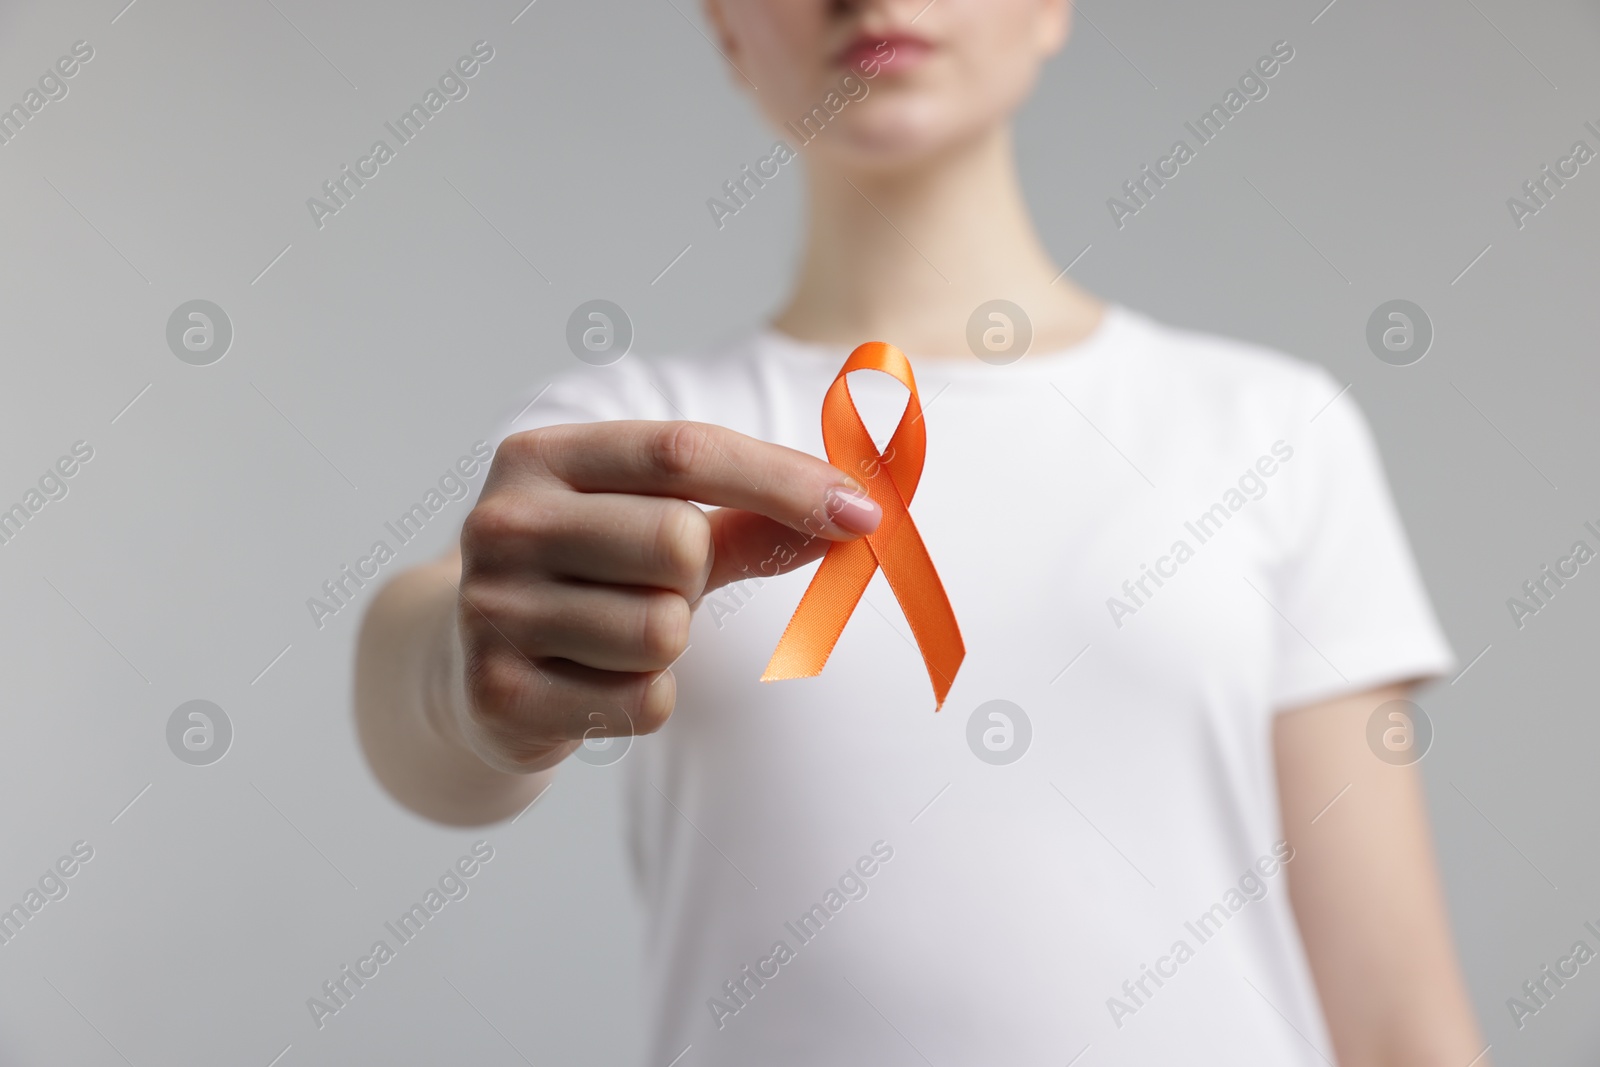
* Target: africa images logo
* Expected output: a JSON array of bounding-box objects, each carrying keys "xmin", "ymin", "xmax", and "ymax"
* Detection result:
[
  {"xmin": 1105, "ymin": 841, "xmax": 1294, "ymax": 1029},
  {"xmin": 305, "ymin": 42, "xmax": 495, "ymax": 230},
  {"xmin": 1106, "ymin": 40, "xmax": 1295, "ymax": 229},
  {"xmin": 706, "ymin": 841, "xmax": 894, "ymax": 1030}
]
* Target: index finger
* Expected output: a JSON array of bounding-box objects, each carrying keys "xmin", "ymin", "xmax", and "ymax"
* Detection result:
[{"xmin": 509, "ymin": 420, "xmax": 882, "ymax": 539}]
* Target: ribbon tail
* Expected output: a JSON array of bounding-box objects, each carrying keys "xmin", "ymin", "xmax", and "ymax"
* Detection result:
[
  {"xmin": 761, "ymin": 539, "xmax": 876, "ymax": 682},
  {"xmin": 874, "ymin": 515, "xmax": 965, "ymax": 709}
]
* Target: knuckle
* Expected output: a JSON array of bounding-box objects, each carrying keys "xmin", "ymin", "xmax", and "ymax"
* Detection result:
[
  {"xmin": 639, "ymin": 593, "xmax": 691, "ymax": 665},
  {"xmin": 631, "ymin": 673, "xmax": 676, "ymax": 735},
  {"xmin": 647, "ymin": 421, "xmax": 704, "ymax": 480},
  {"xmin": 461, "ymin": 495, "xmax": 554, "ymax": 564},
  {"xmin": 497, "ymin": 427, "xmax": 554, "ymax": 470},
  {"xmin": 651, "ymin": 501, "xmax": 711, "ymax": 587},
  {"xmin": 460, "ymin": 497, "xmax": 522, "ymax": 556},
  {"xmin": 462, "ymin": 650, "xmax": 529, "ymax": 725},
  {"xmin": 454, "ymin": 575, "xmax": 497, "ymax": 629}
]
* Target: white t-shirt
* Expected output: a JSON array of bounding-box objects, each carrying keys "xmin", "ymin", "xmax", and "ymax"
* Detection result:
[{"xmin": 497, "ymin": 304, "xmax": 1454, "ymax": 1066}]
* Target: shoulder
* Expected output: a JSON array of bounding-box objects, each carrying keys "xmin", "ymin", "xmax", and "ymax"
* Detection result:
[
  {"xmin": 1097, "ymin": 309, "xmax": 1378, "ymax": 534},
  {"xmin": 1111, "ymin": 306, "xmax": 1340, "ymax": 423}
]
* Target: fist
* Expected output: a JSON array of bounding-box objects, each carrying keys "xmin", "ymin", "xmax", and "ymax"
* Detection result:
[{"xmin": 453, "ymin": 420, "xmax": 881, "ymax": 773}]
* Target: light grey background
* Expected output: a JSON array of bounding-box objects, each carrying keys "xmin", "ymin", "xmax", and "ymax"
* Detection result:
[{"xmin": 0, "ymin": 0, "xmax": 1596, "ymax": 1063}]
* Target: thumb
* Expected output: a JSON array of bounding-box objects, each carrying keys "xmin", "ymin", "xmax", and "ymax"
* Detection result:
[{"xmin": 700, "ymin": 491, "xmax": 878, "ymax": 597}]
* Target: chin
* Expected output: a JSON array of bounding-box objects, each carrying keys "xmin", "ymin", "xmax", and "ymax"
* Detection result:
[{"xmin": 803, "ymin": 100, "xmax": 983, "ymax": 174}]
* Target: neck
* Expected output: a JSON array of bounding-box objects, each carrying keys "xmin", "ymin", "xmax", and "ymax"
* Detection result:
[{"xmin": 773, "ymin": 124, "xmax": 1102, "ymax": 358}]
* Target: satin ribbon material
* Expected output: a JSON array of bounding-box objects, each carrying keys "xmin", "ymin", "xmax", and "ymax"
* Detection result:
[{"xmin": 762, "ymin": 341, "xmax": 965, "ymax": 709}]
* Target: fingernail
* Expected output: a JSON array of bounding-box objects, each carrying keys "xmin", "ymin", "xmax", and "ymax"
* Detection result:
[{"xmin": 825, "ymin": 486, "xmax": 881, "ymax": 535}]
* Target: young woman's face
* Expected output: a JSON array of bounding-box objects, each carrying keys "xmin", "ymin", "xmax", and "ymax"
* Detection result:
[{"xmin": 705, "ymin": 0, "xmax": 1069, "ymax": 170}]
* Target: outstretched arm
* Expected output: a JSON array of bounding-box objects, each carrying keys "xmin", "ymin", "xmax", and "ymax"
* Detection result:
[
  {"xmin": 354, "ymin": 421, "xmax": 879, "ymax": 826},
  {"xmin": 354, "ymin": 547, "xmax": 558, "ymax": 826}
]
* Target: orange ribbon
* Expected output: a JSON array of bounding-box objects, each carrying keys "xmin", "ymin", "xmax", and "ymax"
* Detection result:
[{"xmin": 762, "ymin": 342, "xmax": 965, "ymax": 709}]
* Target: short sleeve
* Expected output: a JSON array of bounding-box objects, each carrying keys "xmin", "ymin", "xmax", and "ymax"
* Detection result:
[{"xmin": 1266, "ymin": 371, "xmax": 1456, "ymax": 709}]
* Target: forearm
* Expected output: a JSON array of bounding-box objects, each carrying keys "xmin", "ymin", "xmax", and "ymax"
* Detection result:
[{"xmin": 354, "ymin": 554, "xmax": 557, "ymax": 826}]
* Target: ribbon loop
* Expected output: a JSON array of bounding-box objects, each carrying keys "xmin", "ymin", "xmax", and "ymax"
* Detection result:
[{"xmin": 762, "ymin": 342, "xmax": 965, "ymax": 709}]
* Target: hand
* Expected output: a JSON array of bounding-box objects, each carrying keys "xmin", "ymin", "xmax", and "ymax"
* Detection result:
[{"xmin": 453, "ymin": 420, "xmax": 881, "ymax": 773}]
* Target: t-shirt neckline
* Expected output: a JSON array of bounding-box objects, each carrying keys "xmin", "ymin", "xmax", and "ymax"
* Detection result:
[{"xmin": 752, "ymin": 302, "xmax": 1131, "ymax": 379}]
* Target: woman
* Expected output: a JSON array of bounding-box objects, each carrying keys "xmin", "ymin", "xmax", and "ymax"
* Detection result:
[{"xmin": 355, "ymin": 1, "xmax": 1487, "ymax": 1063}]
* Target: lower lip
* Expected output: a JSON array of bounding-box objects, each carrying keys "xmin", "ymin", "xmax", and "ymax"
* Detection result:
[{"xmin": 837, "ymin": 39, "xmax": 931, "ymax": 75}]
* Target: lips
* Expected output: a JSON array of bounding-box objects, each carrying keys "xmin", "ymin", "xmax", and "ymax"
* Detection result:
[{"xmin": 832, "ymin": 32, "xmax": 933, "ymax": 75}]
